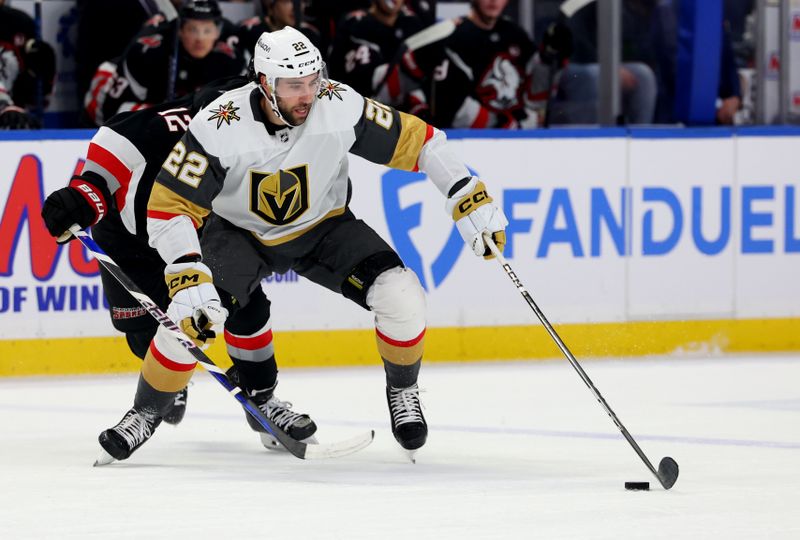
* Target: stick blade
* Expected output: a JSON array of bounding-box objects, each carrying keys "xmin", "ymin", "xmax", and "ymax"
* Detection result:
[
  {"xmin": 404, "ymin": 19, "xmax": 456, "ymax": 51},
  {"xmin": 302, "ymin": 430, "xmax": 375, "ymax": 460},
  {"xmin": 657, "ymin": 456, "xmax": 679, "ymax": 489}
]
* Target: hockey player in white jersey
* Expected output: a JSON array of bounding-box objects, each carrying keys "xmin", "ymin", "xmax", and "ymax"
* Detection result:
[{"xmin": 101, "ymin": 26, "xmax": 508, "ymax": 459}]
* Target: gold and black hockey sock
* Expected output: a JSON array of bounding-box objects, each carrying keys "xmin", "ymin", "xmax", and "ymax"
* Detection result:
[{"xmin": 383, "ymin": 358, "xmax": 421, "ymax": 389}]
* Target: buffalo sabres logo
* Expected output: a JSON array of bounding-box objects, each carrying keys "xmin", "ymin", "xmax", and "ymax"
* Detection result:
[
  {"xmin": 250, "ymin": 165, "xmax": 309, "ymax": 225},
  {"xmin": 318, "ymin": 80, "xmax": 346, "ymax": 101},
  {"xmin": 137, "ymin": 34, "xmax": 163, "ymax": 52},
  {"xmin": 208, "ymin": 101, "xmax": 241, "ymax": 129},
  {"xmin": 477, "ymin": 54, "xmax": 523, "ymax": 110}
]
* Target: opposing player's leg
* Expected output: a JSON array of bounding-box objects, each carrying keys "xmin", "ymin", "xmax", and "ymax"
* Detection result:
[
  {"xmin": 222, "ymin": 288, "xmax": 317, "ymax": 449},
  {"xmin": 201, "ymin": 215, "xmax": 317, "ymax": 450},
  {"xmin": 296, "ymin": 213, "xmax": 428, "ymax": 453}
]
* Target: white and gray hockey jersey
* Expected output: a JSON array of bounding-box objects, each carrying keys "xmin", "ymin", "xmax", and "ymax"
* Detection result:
[{"xmin": 146, "ymin": 79, "xmax": 471, "ymax": 263}]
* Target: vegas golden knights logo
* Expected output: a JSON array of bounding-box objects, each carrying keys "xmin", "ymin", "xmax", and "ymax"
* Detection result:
[{"xmin": 249, "ymin": 165, "xmax": 309, "ymax": 225}]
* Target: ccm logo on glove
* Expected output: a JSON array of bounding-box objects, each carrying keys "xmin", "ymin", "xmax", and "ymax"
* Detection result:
[
  {"xmin": 453, "ymin": 182, "xmax": 492, "ymax": 219},
  {"xmin": 166, "ymin": 269, "xmax": 213, "ymax": 296},
  {"xmin": 445, "ymin": 177, "xmax": 509, "ymax": 259}
]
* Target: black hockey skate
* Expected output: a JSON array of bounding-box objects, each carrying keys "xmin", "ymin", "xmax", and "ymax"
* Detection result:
[
  {"xmin": 245, "ymin": 388, "xmax": 318, "ymax": 451},
  {"xmin": 95, "ymin": 408, "xmax": 161, "ymax": 465},
  {"xmin": 162, "ymin": 386, "xmax": 188, "ymax": 426},
  {"xmin": 386, "ymin": 384, "xmax": 427, "ymax": 457}
]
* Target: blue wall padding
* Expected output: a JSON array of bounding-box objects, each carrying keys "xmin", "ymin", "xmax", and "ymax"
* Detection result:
[{"xmin": 675, "ymin": 0, "xmax": 723, "ymax": 125}]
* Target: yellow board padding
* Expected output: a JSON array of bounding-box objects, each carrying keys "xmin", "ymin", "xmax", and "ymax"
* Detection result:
[
  {"xmin": 1, "ymin": 317, "xmax": 799, "ymax": 377},
  {"xmin": 0, "ymin": 337, "xmax": 140, "ymax": 377}
]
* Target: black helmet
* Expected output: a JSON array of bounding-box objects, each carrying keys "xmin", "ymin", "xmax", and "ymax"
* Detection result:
[{"xmin": 179, "ymin": 0, "xmax": 222, "ymax": 22}]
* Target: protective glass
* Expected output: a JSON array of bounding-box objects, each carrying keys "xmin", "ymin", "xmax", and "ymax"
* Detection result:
[{"xmin": 273, "ymin": 65, "xmax": 327, "ymax": 99}]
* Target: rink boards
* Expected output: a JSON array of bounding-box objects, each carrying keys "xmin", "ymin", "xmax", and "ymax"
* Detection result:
[{"xmin": 1, "ymin": 127, "xmax": 799, "ymax": 375}]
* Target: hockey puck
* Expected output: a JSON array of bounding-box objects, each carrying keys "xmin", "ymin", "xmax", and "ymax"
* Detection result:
[{"xmin": 624, "ymin": 482, "xmax": 650, "ymax": 491}]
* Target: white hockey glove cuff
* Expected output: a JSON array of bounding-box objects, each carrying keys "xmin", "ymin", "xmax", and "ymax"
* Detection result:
[
  {"xmin": 445, "ymin": 177, "xmax": 508, "ymax": 259},
  {"xmin": 164, "ymin": 261, "xmax": 227, "ymax": 349}
]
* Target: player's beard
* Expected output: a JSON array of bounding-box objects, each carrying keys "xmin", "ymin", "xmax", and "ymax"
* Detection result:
[{"xmin": 276, "ymin": 96, "xmax": 313, "ymax": 126}]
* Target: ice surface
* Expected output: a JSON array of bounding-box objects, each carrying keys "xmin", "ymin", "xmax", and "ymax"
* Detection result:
[{"xmin": 1, "ymin": 354, "xmax": 798, "ymax": 539}]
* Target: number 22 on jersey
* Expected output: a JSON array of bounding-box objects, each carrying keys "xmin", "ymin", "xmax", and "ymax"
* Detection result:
[
  {"xmin": 365, "ymin": 99, "xmax": 393, "ymax": 130},
  {"xmin": 162, "ymin": 141, "xmax": 209, "ymax": 188}
]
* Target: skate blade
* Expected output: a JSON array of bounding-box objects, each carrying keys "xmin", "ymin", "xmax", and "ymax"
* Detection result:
[
  {"xmin": 259, "ymin": 432, "xmax": 318, "ymax": 452},
  {"xmin": 404, "ymin": 449, "xmax": 418, "ymax": 464},
  {"xmin": 93, "ymin": 448, "xmax": 116, "ymax": 467}
]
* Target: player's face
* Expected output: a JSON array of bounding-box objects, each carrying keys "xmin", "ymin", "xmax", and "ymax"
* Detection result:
[
  {"xmin": 273, "ymin": 72, "xmax": 322, "ymax": 125},
  {"xmin": 269, "ymin": 0, "xmax": 296, "ymax": 28},
  {"xmin": 375, "ymin": 0, "xmax": 405, "ymax": 15},
  {"xmin": 179, "ymin": 19, "xmax": 221, "ymax": 59},
  {"xmin": 473, "ymin": 0, "xmax": 508, "ymax": 19}
]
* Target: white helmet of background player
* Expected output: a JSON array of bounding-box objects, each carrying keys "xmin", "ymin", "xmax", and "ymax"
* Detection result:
[{"xmin": 252, "ymin": 26, "xmax": 326, "ymax": 126}]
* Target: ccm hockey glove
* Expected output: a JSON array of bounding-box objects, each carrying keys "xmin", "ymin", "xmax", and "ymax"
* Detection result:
[
  {"xmin": 165, "ymin": 260, "xmax": 227, "ymax": 349},
  {"xmin": 446, "ymin": 177, "xmax": 508, "ymax": 259},
  {"xmin": 41, "ymin": 174, "xmax": 111, "ymax": 243}
]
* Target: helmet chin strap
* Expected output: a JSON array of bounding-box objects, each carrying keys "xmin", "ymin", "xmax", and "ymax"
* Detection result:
[{"xmin": 257, "ymin": 80, "xmax": 301, "ymax": 128}]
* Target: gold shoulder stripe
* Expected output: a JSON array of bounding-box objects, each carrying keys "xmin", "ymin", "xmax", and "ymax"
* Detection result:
[
  {"xmin": 387, "ymin": 112, "xmax": 429, "ymax": 171},
  {"xmin": 149, "ymin": 182, "xmax": 210, "ymax": 228}
]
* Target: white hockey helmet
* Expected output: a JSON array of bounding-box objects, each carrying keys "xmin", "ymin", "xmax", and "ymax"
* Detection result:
[{"xmin": 253, "ymin": 26, "xmax": 325, "ymax": 95}]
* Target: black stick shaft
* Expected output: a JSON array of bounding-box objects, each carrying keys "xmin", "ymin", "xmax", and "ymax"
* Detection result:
[
  {"xmin": 167, "ymin": 18, "xmax": 179, "ymax": 101},
  {"xmin": 33, "ymin": 0, "xmax": 44, "ymax": 125},
  {"xmin": 484, "ymin": 236, "xmax": 672, "ymax": 489}
]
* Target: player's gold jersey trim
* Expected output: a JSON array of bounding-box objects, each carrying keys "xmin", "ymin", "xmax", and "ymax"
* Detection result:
[{"xmin": 250, "ymin": 206, "xmax": 347, "ymax": 246}]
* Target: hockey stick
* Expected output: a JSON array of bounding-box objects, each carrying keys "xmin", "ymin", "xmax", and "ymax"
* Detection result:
[
  {"xmin": 151, "ymin": 0, "xmax": 180, "ymax": 100},
  {"xmin": 33, "ymin": 0, "xmax": 44, "ymax": 126},
  {"xmin": 483, "ymin": 234, "xmax": 679, "ymax": 490},
  {"xmin": 69, "ymin": 225, "xmax": 374, "ymax": 460},
  {"xmin": 374, "ymin": 18, "xmax": 457, "ymax": 99},
  {"xmin": 560, "ymin": 0, "xmax": 596, "ymax": 18}
]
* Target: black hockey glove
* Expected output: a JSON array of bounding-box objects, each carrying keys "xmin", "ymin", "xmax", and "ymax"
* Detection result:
[
  {"xmin": 42, "ymin": 175, "xmax": 111, "ymax": 243},
  {"xmin": 22, "ymin": 40, "xmax": 57, "ymax": 83},
  {"xmin": 14, "ymin": 39, "xmax": 57, "ymax": 102},
  {"xmin": 0, "ymin": 105, "xmax": 41, "ymax": 130},
  {"xmin": 539, "ymin": 21, "xmax": 573, "ymax": 67}
]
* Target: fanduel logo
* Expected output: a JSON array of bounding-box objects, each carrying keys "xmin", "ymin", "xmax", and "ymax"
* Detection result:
[{"xmin": 382, "ymin": 169, "xmax": 469, "ymax": 291}]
